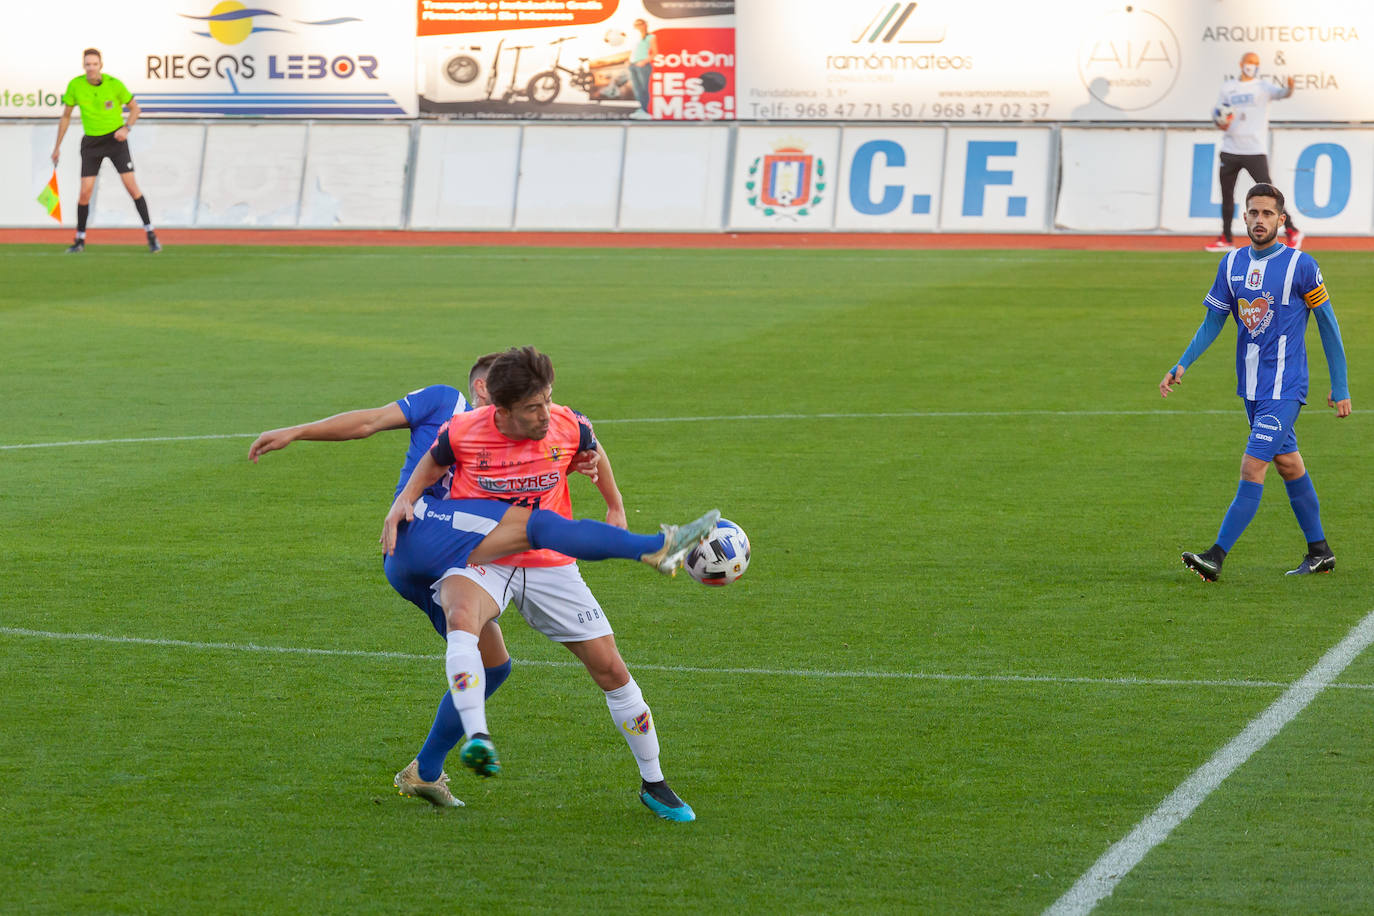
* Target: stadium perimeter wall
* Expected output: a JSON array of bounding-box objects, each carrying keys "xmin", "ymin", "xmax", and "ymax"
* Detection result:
[{"xmin": 4, "ymin": 120, "xmax": 1373, "ymax": 236}]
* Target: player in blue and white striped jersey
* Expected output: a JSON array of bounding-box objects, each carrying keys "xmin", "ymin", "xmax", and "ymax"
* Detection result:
[{"xmin": 1160, "ymin": 183, "xmax": 1351, "ymax": 581}]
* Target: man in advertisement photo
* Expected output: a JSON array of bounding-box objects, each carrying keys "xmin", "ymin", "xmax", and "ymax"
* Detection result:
[
  {"xmin": 51, "ymin": 48, "xmax": 160, "ymax": 253},
  {"xmin": 600, "ymin": 18, "xmax": 658, "ymax": 118}
]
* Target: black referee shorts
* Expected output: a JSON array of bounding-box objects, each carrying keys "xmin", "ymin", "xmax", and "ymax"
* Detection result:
[{"xmin": 79, "ymin": 131, "xmax": 134, "ymax": 177}]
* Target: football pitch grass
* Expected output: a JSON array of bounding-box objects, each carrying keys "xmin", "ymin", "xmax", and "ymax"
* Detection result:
[{"xmin": 2, "ymin": 242, "xmax": 1372, "ymax": 914}]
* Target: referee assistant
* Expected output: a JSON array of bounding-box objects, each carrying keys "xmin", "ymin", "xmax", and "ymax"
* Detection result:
[{"xmin": 51, "ymin": 48, "xmax": 160, "ymax": 253}]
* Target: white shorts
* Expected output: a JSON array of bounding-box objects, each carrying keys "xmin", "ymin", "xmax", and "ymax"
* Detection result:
[{"xmin": 431, "ymin": 561, "xmax": 613, "ymax": 642}]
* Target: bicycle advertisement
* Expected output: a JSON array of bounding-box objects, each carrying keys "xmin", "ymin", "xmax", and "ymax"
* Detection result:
[{"xmin": 416, "ymin": 0, "xmax": 734, "ymax": 120}]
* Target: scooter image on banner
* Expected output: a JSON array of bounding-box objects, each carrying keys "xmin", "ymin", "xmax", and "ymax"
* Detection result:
[{"xmin": 487, "ymin": 40, "xmax": 540, "ymax": 102}]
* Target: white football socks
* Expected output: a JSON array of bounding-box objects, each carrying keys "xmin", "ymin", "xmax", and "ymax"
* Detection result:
[
  {"xmin": 605, "ymin": 676, "xmax": 663, "ymax": 782},
  {"xmin": 445, "ymin": 630, "xmax": 488, "ymax": 736}
]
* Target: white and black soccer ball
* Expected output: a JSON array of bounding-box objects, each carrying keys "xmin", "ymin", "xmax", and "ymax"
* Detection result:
[
  {"xmin": 685, "ymin": 519, "xmax": 751, "ymax": 586},
  {"xmin": 1212, "ymin": 102, "xmax": 1235, "ymax": 128}
]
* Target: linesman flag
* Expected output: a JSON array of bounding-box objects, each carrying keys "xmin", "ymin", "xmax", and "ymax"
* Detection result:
[{"xmin": 37, "ymin": 170, "xmax": 61, "ymax": 222}]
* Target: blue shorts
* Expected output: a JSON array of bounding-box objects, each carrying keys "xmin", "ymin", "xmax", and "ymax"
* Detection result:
[
  {"xmin": 1243, "ymin": 398, "xmax": 1302, "ymax": 462},
  {"xmin": 382, "ymin": 497, "xmax": 510, "ymax": 637}
]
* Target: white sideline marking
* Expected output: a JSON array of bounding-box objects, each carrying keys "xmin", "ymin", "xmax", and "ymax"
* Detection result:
[
  {"xmin": 3, "ymin": 626, "xmax": 1374, "ymax": 693},
  {"xmin": 1045, "ymin": 607, "xmax": 1374, "ymax": 916},
  {"xmin": 0, "ymin": 433, "xmax": 252, "ymax": 451},
  {"xmin": 0, "ymin": 410, "xmax": 1234, "ymax": 451}
]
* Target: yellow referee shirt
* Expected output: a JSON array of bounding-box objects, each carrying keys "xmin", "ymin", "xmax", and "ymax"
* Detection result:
[{"xmin": 61, "ymin": 74, "xmax": 132, "ymax": 136}]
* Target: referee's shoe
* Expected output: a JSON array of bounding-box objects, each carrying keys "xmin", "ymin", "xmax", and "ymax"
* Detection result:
[
  {"xmin": 147, "ymin": 231, "xmax": 162, "ymax": 253},
  {"xmin": 65, "ymin": 239, "xmax": 85, "ymax": 254}
]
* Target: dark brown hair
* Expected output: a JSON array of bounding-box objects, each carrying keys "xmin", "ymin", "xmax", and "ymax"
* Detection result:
[
  {"xmin": 83, "ymin": 48, "xmax": 101, "ymax": 61},
  {"xmin": 485, "ymin": 346, "xmax": 555, "ymax": 409},
  {"xmin": 1246, "ymin": 183, "xmax": 1286, "ymax": 212}
]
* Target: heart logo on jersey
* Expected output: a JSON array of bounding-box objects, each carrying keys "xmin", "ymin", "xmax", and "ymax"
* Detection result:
[{"xmin": 1237, "ymin": 295, "xmax": 1271, "ymax": 333}]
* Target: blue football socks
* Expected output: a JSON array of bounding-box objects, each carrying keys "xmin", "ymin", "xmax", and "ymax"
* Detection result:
[
  {"xmin": 1284, "ymin": 472, "xmax": 1325, "ymax": 544},
  {"xmin": 1216, "ymin": 480, "xmax": 1264, "ymax": 552},
  {"xmin": 416, "ymin": 658, "xmax": 512, "ymax": 782},
  {"xmin": 525, "ymin": 508, "xmax": 663, "ymax": 560}
]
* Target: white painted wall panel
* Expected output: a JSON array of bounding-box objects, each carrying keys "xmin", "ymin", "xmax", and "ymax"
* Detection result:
[
  {"xmin": 1056, "ymin": 128, "xmax": 1163, "ymax": 231},
  {"xmin": 1, "ymin": 123, "xmax": 78, "ymax": 228},
  {"xmin": 8, "ymin": 120, "xmax": 1374, "ymax": 236},
  {"xmin": 940, "ymin": 128, "xmax": 1052, "ymax": 232},
  {"xmin": 299, "ymin": 124, "xmax": 410, "ymax": 228},
  {"xmin": 515, "ymin": 126, "xmax": 625, "ymax": 230},
  {"xmin": 619, "ymin": 127, "xmax": 730, "ymax": 230},
  {"xmin": 834, "ymin": 127, "xmax": 944, "ymax": 230},
  {"xmin": 409, "ymin": 124, "xmax": 521, "ymax": 229},
  {"xmin": 196, "ymin": 123, "xmax": 306, "ymax": 227}
]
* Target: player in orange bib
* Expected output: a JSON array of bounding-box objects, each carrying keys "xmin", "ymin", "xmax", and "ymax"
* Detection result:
[
  {"xmin": 381, "ymin": 346, "xmax": 710, "ymax": 820},
  {"xmin": 440, "ymin": 393, "xmax": 593, "ymax": 566}
]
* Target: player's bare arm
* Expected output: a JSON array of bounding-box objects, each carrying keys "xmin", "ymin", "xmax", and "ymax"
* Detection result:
[
  {"xmin": 52, "ymin": 105, "xmax": 75, "ymax": 164},
  {"xmin": 249, "ymin": 403, "xmax": 408, "ymax": 461},
  {"xmin": 589, "ymin": 444, "xmax": 627, "ymax": 528},
  {"xmin": 1159, "ymin": 365, "xmax": 1185, "ymax": 398}
]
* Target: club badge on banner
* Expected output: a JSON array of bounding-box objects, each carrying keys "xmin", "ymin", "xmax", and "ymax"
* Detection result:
[
  {"xmin": 416, "ymin": 0, "xmax": 734, "ymax": 120},
  {"xmin": 728, "ymin": 127, "xmax": 840, "ymax": 230}
]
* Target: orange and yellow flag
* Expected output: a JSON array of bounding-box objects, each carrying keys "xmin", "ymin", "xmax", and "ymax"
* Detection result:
[{"xmin": 36, "ymin": 170, "xmax": 61, "ymax": 222}]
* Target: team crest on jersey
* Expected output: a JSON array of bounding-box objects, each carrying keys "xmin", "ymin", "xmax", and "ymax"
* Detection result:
[
  {"xmin": 547, "ymin": 446, "xmax": 562, "ymax": 462},
  {"xmin": 1238, "ymin": 293, "xmax": 1275, "ymax": 337},
  {"xmin": 476, "ymin": 449, "xmax": 491, "ymax": 470},
  {"xmin": 622, "ymin": 711, "xmax": 653, "ymax": 735},
  {"xmin": 1246, "ymin": 266, "xmax": 1265, "ymax": 290}
]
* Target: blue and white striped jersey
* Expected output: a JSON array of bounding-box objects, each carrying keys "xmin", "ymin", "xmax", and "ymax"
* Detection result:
[{"xmin": 1205, "ymin": 244, "xmax": 1329, "ymax": 403}]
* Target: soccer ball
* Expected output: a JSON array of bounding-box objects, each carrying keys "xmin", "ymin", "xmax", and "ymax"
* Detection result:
[
  {"xmin": 1212, "ymin": 102, "xmax": 1235, "ymax": 128},
  {"xmin": 685, "ymin": 519, "xmax": 751, "ymax": 586}
]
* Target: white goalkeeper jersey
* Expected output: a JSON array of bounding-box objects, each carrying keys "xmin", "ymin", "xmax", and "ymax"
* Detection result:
[{"xmin": 1216, "ymin": 77, "xmax": 1288, "ymax": 155}]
